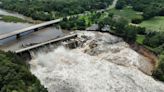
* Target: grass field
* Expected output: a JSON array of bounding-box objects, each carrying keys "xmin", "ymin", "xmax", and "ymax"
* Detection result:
[
  {"xmin": 139, "ymin": 16, "xmax": 164, "ymax": 32},
  {"xmin": 107, "ymin": 7, "xmax": 142, "ymax": 22},
  {"xmin": 136, "ymin": 35, "xmax": 145, "ymax": 44},
  {"xmin": 0, "ymin": 15, "xmax": 26, "ymax": 23}
]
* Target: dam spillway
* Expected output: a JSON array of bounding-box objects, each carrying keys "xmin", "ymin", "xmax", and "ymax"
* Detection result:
[
  {"xmin": 16, "ymin": 33, "xmax": 78, "ymax": 60},
  {"xmin": 29, "ymin": 31, "xmax": 164, "ymax": 92}
]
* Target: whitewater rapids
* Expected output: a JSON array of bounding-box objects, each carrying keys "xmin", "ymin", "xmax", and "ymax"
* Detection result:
[{"xmin": 30, "ymin": 31, "xmax": 164, "ymax": 92}]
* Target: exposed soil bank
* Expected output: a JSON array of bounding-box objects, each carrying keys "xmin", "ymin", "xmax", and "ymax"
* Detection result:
[{"xmin": 129, "ymin": 43, "xmax": 158, "ymax": 71}]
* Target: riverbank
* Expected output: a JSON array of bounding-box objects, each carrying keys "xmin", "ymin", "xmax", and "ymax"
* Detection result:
[
  {"xmin": 0, "ymin": 50, "xmax": 48, "ymax": 92},
  {"xmin": 29, "ymin": 31, "xmax": 164, "ymax": 92},
  {"xmin": 85, "ymin": 30, "xmax": 158, "ymax": 74},
  {"xmin": 0, "ymin": 8, "xmax": 42, "ymax": 24},
  {"xmin": 0, "ymin": 15, "xmax": 27, "ymax": 23},
  {"xmin": 129, "ymin": 43, "xmax": 158, "ymax": 69}
]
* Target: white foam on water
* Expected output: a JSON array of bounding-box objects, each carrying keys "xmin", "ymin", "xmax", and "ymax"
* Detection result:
[{"xmin": 30, "ymin": 31, "xmax": 164, "ymax": 92}]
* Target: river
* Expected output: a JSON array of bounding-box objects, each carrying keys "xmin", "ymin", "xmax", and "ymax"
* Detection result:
[
  {"xmin": 0, "ymin": 8, "xmax": 27, "ymax": 19},
  {"xmin": 30, "ymin": 31, "xmax": 164, "ymax": 92},
  {"xmin": 0, "ymin": 9, "xmax": 65, "ymax": 51},
  {"xmin": 1, "ymin": 1, "xmax": 164, "ymax": 92}
]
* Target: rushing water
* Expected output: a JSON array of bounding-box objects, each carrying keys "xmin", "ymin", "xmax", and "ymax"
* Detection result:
[
  {"xmin": 30, "ymin": 31, "xmax": 164, "ymax": 92},
  {"xmin": 0, "ymin": 9, "xmax": 65, "ymax": 51}
]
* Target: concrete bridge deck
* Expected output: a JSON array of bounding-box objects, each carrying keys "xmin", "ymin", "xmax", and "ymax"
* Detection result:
[
  {"xmin": 0, "ymin": 18, "xmax": 62, "ymax": 40},
  {"xmin": 0, "ymin": 10, "xmax": 105, "ymax": 41},
  {"xmin": 15, "ymin": 34, "xmax": 77, "ymax": 54},
  {"xmin": 0, "ymin": 0, "xmax": 118, "ymax": 41}
]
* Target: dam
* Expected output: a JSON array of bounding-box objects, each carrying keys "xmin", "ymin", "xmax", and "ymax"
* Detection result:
[{"xmin": 16, "ymin": 33, "xmax": 78, "ymax": 60}]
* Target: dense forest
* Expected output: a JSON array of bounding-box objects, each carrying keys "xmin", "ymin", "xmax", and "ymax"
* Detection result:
[
  {"xmin": 0, "ymin": 51, "xmax": 47, "ymax": 92},
  {"xmin": 0, "ymin": 0, "xmax": 113, "ymax": 20}
]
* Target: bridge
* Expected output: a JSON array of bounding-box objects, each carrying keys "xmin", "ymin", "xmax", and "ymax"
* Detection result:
[
  {"xmin": 0, "ymin": 8, "xmax": 110, "ymax": 40},
  {"xmin": 0, "ymin": 8, "xmax": 108, "ymax": 40},
  {"xmin": 0, "ymin": 18, "xmax": 62, "ymax": 40},
  {"xmin": 0, "ymin": 0, "xmax": 118, "ymax": 40},
  {"xmin": 16, "ymin": 34, "xmax": 78, "ymax": 60}
]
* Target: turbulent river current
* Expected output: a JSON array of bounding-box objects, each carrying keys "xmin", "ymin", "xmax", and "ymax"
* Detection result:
[{"xmin": 29, "ymin": 31, "xmax": 164, "ymax": 92}]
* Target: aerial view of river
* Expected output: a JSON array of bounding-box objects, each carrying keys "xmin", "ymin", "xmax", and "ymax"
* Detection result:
[{"xmin": 0, "ymin": 8, "xmax": 65, "ymax": 51}]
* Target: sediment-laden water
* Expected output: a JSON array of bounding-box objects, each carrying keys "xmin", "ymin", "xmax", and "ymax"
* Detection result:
[
  {"xmin": 29, "ymin": 31, "xmax": 164, "ymax": 92},
  {"xmin": 0, "ymin": 8, "xmax": 64, "ymax": 51}
]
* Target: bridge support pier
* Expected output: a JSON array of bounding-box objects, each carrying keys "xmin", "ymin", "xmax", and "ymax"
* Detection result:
[
  {"xmin": 16, "ymin": 34, "xmax": 20, "ymax": 39},
  {"xmin": 34, "ymin": 28, "xmax": 38, "ymax": 32}
]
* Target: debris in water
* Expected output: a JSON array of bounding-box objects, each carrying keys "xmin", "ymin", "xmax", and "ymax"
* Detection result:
[{"xmin": 30, "ymin": 31, "xmax": 164, "ymax": 92}]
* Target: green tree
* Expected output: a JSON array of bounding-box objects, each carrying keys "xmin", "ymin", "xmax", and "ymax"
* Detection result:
[
  {"xmin": 153, "ymin": 54, "xmax": 164, "ymax": 81},
  {"xmin": 0, "ymin": 51, "xmax": 48, "ymax": 92},
  {"xmin": 116, "ymin": 0, "xmax": 126, "ymax": 9},
  {"xmin": 124, "ymin": 25, "xmax": 137, "ymax": 42},
  {"xmin": 112, "ymin": 16, "xmax": 128, "ymax": 34}
]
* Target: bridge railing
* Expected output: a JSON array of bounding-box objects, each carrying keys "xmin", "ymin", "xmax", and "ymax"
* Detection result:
[{"xmin": 16, "ymin": 34, "xmax": 77, "ymax": 54}]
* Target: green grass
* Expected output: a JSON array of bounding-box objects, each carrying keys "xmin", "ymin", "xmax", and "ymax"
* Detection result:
[
  {"xmin": 136, "ymin": 35, "xmax": 145, "ymax": 44},
  {"xmin": 0, "ymin": 15, "xmax": 26, "ymax": 23},
  {"xmin": 107, "ymin": 7, "xmax": 142, "ymax": 22},
  {"xmin": 79, "ymin": 15, "xmax": 92, "ymax": 26},
  {"xmin": 136, "ymin": 35, "xmax": 158, "ymax": 54},
  {"xmin": 139, "ymin": 16, "xmax": 164, "ymax": 32}
]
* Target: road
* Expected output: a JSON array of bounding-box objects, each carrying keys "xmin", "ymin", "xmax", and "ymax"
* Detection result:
[{"xmin": 109, "ymin": 0, "xmax": 118, "ymax": 9}]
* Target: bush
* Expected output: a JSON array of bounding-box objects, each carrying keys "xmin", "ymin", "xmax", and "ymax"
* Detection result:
[
  {"xmin": 136, "ymin": 26, "xmax": 146, "ymax": 35},
  {"xmin": 115, "ymin": 0, "xmax": 126, "ymax": 9},
  {"xmin": 143, "ymin": 32, "xmax": 164, "ymax": 48},
  {"xmin": 123, "ymin": 25, "xmax": 137, "ymax": 42},
  {"xmin": 153, "ymin": 54, "xmax": 164, "ymax": 82},
  {"xmin": 131, "ymin": 17, "xmax": 143, "ymax": 24}
]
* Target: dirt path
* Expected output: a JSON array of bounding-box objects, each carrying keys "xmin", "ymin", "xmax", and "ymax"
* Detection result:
[{"xmin": 109, "ymin": 0, "xmax": 118, "ymax": 9}]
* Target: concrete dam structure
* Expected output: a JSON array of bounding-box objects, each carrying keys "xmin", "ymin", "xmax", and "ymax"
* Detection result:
[{"xmin": 16, "ymin": 34, "xmax": 78, "ymax": 60}]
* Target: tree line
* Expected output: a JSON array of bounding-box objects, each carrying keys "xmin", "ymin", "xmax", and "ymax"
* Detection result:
[
  {"xmin": 0, "ymin": 51, "xmax": 48, "ymax": 92},
  {"xmin": 114, "ymin": 0, "xmax": 164, "ymax": 81},
  {"xmin": 60, "ymin": 12, "xmax": 144, "ymax": 42},
  {"xmin": 0, "ymin": 0, "xmax": 113, "ymax": 21},
  {"xmin": 143, "ymin": 32, "xmax": 164, "ymax": 81},
  {"xmin": 116, "ymin": 0, "xmax": 164, "ymax": 20}
]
